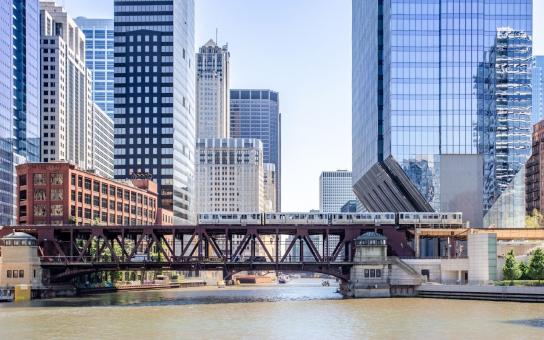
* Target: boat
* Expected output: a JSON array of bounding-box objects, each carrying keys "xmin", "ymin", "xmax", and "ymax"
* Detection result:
[
  {"xmin": 322, "ymin": 280, "xmax": 330, "ymax": 287},
  {"xmin": 278, "ymin": 275, "xmax": 289, "ymax": 284}
]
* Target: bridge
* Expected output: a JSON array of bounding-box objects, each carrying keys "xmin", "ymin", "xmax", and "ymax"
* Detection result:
[{"xmin": 0, "ymin": 223, "xmax": 417, "ymax": 282}]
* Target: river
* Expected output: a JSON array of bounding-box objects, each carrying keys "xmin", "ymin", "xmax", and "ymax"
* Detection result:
[{"xmin": 0, "ymin": 279, "xmax": 543, "ymax": 339}]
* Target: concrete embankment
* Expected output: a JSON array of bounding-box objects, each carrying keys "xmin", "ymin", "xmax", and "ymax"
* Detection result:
[{"xmin": 416, "ymin": 284, "xmax": 544, "ymax": 302}]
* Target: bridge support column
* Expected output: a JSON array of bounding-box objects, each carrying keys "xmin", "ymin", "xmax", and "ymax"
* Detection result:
[{"xmin": 415, "ymin": 228, "xmax": 420, "ymax": 258}]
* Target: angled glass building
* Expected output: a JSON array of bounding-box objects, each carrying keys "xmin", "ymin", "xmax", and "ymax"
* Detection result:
[
  {"xmin": 114, "ymin": 0, "xmax": 196, "ymax": 224},
  {"xmin": 230, "ymin": 89, "xmax": 281, "ymax": 211},
  {"xmin": 75, "ymin": 17, "xmax": 115, "ymax": 118},
  {"xmin": 352, "ymin": 0, "xmax": 532, "ymax": 227},
  {"xmin": 0, "ymin": 0, "xmax": 40, "ymax": 225}
]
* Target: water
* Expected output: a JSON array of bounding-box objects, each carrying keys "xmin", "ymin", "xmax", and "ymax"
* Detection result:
[{"xmin": 1, "ymin": 279, "xmax": 543, "ymax": 339}]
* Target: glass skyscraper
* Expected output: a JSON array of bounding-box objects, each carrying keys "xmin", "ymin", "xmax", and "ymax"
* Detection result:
[
  {"xmin": 0, "ymin": 0, "xmax": 40, "ymax": 225},
  {"xmin": 534, "ymin": 56, "xmax": 544, "ymax": 124},
  {"xmin": 114, "ymin": 0, "xmax": 196, "ymax": 224},
  {"xmin": 75, "ymin": 17, "xmax": 114, "ymax": 118},
  {"xmin": 230, "ymin": 89, "xmax": 281, "ymax": 211},
  {"xmin": 352, "ymin": 0, "xmax": 532, "ymax": 226}
]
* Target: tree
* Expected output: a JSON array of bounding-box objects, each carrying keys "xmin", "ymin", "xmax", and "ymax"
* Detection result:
[
  {"xmin": 519, "ymin": 261, "xmax": 530, "ymax": 280},
  {"xmin": 529, "ymin": 248, "xmax": 544, "ymax": 281},
  {"xmin": 528, "ymin": 248, "xmax": 544, "ymax": 282},
  {"xmin": 503, "ymin": 250, "xmax": 521, "ymax": 283}
]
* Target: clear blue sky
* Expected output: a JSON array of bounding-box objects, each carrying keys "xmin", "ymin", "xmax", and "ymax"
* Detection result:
[{"xmin": 63, "ymin": 0, "xmax": 543, "ymax": 212}]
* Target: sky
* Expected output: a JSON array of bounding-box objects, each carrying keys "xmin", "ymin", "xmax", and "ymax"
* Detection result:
[{"xmin": 63, "ymin": 0, "xmax": 544, "ymax": 213}]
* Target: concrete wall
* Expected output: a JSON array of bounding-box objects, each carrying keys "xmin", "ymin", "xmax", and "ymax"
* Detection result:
[
  {"xmin": 468, "ymin": 234, "xmax": 497, "ymax": 283},
  {"xmin": 440, "ymin": 154, "xmax": 484, "ymax": 228}
]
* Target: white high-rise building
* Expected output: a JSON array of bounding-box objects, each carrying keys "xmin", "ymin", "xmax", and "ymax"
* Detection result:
[
  {"xmin": 319, "ymin": 170, "xmax": 358, "ymax": 213},
  {"xmin": 196, "ymin": 40, "xmax": 230, "ymax": 139},
  {"xmin": 39, "ymin": 2, "xmax": 93, "ymax": 169},
  {"xmin": 92, "ymin": 103, "xmax": 113, "ymax": 179},
  {"xmin": 196, "ymin": 138, "xmax": 264, "ymax": 213}
]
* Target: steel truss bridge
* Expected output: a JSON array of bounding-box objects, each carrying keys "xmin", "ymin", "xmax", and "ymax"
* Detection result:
[{"xmin": 0, "ymin": 223, "xmax": 418, "ymax": 282}]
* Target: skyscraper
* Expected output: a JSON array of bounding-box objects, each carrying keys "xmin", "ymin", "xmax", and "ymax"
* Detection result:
[
  {"xmin": 534, "ymin": 56, "xmax": 544, "ymax": 124},
  {"xmin": 352, "ymin": 0, "xmax": 532, "ymax": 227},
  {"xmin": 195, "ymin": 138, "xmax": 265, "ymax": 213},
  {"xmin": 319, "ymin": 170, "xmax": 358, "ymax": 213},
  {"xmin": 230, "ymin": 89, "xmax": 281, "ymax": 210},
  {"xmin": 482, "ymin": 28, "xmax": 532, "ymax": 215},
  {"xmin": 0, "ymin": 0, "xmax": 40, "ymax": 225},
  {"xmin": 196, "ymin": 40, "xmax": 230, "ymax": 139},
  {"xmin": 92, "ymin": 103, "xmax": 114, "ymax": 179},
  {"xmin": 75, "ymin": 17, "xmax": 114, "ymax": 118},
  {"xmin": 40, "ymin": 2, "xmax": 94, "ymax": 170},
  {"xmin": 113, "ymin": 0, "xmax": 196, "ymax": 224}
]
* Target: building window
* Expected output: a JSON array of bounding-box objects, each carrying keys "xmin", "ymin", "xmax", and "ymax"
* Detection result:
[
  {"xmin": 19, "ymin": 175, "xmax": 27, "ymax": 186},
  {"xmin": 34, "ymin": 205, "xmax": 46, "ymax": 217},
  {"xmin": 33, "ymin": 174, "xmax": 46, "ymax": 185},
  {"xmin": 51, "ymin": 205, "xmax": 63, "ymax": 216},
  {"xmin": 13, "ymin": 270, "xmax": 18, "ymax": 278},
  {"xmin": 51, "ymin": 173, "xmax": 63, "ymax": 185},
  {"xmin": 93, "ymin": 181, "xmax": 100, "ymax": 192},
  {"xmin": 84, "ymin": 179, "xmax": 91, "ymax": 190},
  {"xmin": 376, "ymin": 269, "xmax": 382, "ymax": 278},
  {"xmin": 34, "ymin": 189, "xmax": 46, "ymax": 201},
  {"xmin": 364, "ymin": 269, "xmax": 369, "ymax": 278},
  {"xmin": 51, "ymin": 189, "xmax": 63, "ymax": 201},
  {"xmin": 7, "ymin": 270, "xmax": 12, "ymax": 278},
  {"xmin": 19, "ymin": 270, "xmax": 24, "ymax": 278}
]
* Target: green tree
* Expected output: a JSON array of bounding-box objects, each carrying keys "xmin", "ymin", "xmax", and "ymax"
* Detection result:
[
  {"xmin": 503, "ymin": 250, "xmax": 521, "ymax": 284},
  {"xmin": 519, "ymin": 261, "xmax": 530, "ymax": 280},
  {"xmin": 528, "ymin": 248, "xmax": 544, "ymax": 282}
]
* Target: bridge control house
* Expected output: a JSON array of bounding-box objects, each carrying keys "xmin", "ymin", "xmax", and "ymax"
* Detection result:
[{"xmin": 16, "ymin": 162, "xmax": 161, "ymax": 226}]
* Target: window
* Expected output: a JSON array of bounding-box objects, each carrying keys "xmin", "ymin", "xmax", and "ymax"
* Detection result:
[
  {"xmin": 51, "ymin": 173, "xmax": 63, "ymax": 185},
  {"xmin": 13, "ymin": 270, "xmax": 18, "ymax": 278},
  {"xmin": 19, "ymin": 175, "xmax": 27, "ymax": 186},
  {"xmin": 364, "ymin": 269, "xmax": 369, "ymax": 278},
  {"xmin": 34, "ymin": 189, "xmax": 46, "ymax": 201},
  {"xmin": 33, "ymin": 174, "xmax": 46, "ymax": 185},
  {"xmin": 51, "ymin": 205, "xmax": 63, "ymax": 216},
  {"xmin": 51, "ymin": 189, "xmax": 63, "ymax": 201},
  {"xmin": 7, "ymin": 270, "xmax": 12, "ymax": 278},
  {"xmin": 19, "ymin": 270, "xmax": 24, "ymax": 278}
]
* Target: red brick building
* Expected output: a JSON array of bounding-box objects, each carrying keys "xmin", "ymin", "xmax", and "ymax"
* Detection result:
[
  {"xmin": 526, "ymin": 120, "xmax": 544, "ymax": 214},
  {"xmin": 16, "ymin": 162, "xmax": 160, "ymax": 226}
]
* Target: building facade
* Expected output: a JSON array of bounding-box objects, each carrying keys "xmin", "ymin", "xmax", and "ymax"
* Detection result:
[
  {"xmin": 196, "ymin": 40, "xmax": 230, "ymax": 139},
  {"xmin": 16, "ymin": 162, "xmax": 158, "ymax": 226},
  {"xmin": 230, "ymin": 89, "xmax": 281, "ymax": 210},
  {"xmin": 92, "ymin": 103, "xmax": 114, "ymax": 179},
  {"xmin": 526, "ymin": 119, "xmax": 544, "ymax": 214},
  {"xmin": 113, "ymin": 0, "xmax": 196, "ymax": 224},
  {"xmin": 482, "ymin": 28, "xmax": 532, "ymax": 217},
  {"xmin": 263, "ymin": 163, "xmax": 277, "ymax": 212},
  {"xmin": 533, "ymin": 56, "xmax": 544, "ymax": 124},
  {"xmin": 40, "ymin": 2, "xmax": 94, "ymax": 170},
  {"xmin": 352, "ymin": 0, "xmax": 532, "ymax": 227},
  {"xmin": 319, "ymin": 170, "xmax": 358, "ymax": 213},
  {"xmin": 0, "ymin": 0, "xmax": 41, "ymax": 225},
  {"xmin": 74, "ymin": 17, "xmax": 114, "ymax": 118},
  {"xmin": 195, "ymin": 138, "xmax": 264, "ymax": 213}
]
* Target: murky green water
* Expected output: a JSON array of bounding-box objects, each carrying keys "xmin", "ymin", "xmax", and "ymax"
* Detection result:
[{"xmin": 0, "ymin": 279, "xmax": 543, "ymax": 339}]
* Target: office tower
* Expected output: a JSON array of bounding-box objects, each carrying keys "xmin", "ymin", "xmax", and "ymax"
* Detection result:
[
  {"xmin": 196, "ymin": 40, "xmax": 230, "ymax": 139},
  {"xmin": 352, "ymin": 0, "xmax": 532, "ymax": 227},
  {"xmin": 263, "ymin": 163, "xmax": 277, "ymax": 212},
  {"xmin": 230, "ymin": 89, "xmax": 281, "ymax": 210},
  {"xmin": 40, "ymin": 2, "xmax": 94, "ymax": 170},
  {"xmin": 92, "ymin": 104, "xmax": 114, "ymax": 179},
  {"xmin": 527, "ymin": 119, "xmax": 544, "ymax": 214},
  {"xmin": 482, "ymin": 28, "xmax": 532, "ymax": 219},
  {"xmin": 0, "ymin": 0, "xmax": 40, "ymax": 225},
  {"xmin": 534, "ymin": 56, "xmax": 544, "ymax": 124},
  {"xmin": 195, "ymin": 138, "xmax": 265, "ymax": 213},
  {"xmin": 75, "ymin": 17, "xmax": 114, "ymax": 118},
  {"xmin": 319, "ymin": 170, "xmax": 358, "ymax": 213},
  {"xmin": 114, "ymin": 0, "xmax": 196, "ymax": 224}
]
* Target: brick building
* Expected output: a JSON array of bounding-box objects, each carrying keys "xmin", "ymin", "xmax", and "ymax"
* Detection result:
[
  {"xmin": 526, "ymin": 120, "xmax": 544, "ymax": 214},
  {"xmin": 16, "ymin": 162, "xmax": 160, "ymax": 225}
]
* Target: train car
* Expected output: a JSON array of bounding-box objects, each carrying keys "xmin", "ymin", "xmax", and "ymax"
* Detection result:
[
  {"xmin": 264, "ymin": 213, "xmax": 315, "ymax": 225},
  {"xmin": 398, "ymin": 212, "xmax": 463, "ymax": 226},
  {"xmin": 197, "ymin": 213, "xmax": 263, "ymax": 225},
  {"xmin": 306, "ymin": 213, "xmax": 329, "ymax": 225}
]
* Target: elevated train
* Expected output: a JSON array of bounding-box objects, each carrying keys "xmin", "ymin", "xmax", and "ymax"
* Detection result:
[{"xmin": 197, "ymin": 212, "xmax": 463, "ymax": 227}]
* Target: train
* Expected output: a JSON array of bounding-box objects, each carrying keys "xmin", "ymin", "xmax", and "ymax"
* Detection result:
[{"xmin": 197, "ymin": 212, "xmax": 463, "ymax": 226}]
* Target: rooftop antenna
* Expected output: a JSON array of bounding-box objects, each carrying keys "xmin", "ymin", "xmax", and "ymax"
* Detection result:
[{"xmin": 215, "ymin": 28, "xmax": 218, "ymax": 44}]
